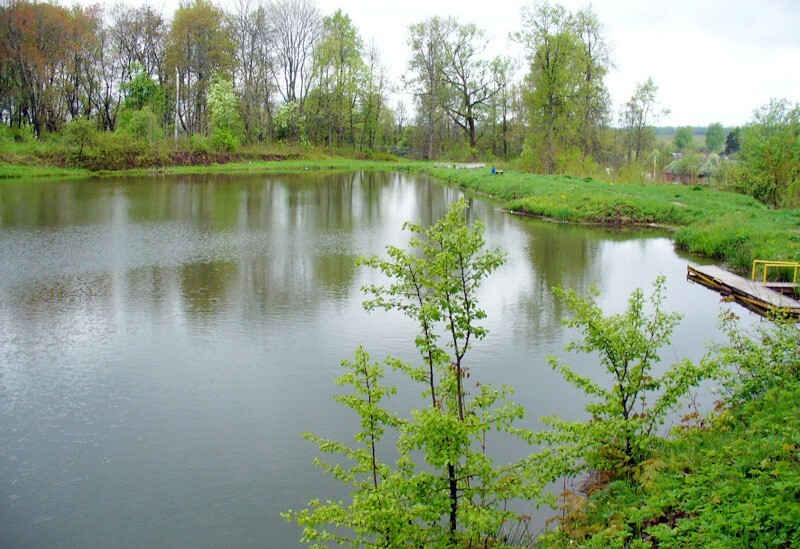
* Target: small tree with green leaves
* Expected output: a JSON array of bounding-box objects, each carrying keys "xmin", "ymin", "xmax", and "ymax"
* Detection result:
[
  {"xmin": 285, "ymin": 199, "xmax": 548, "ymax": 547},
  {"xmin": 541, "ymin": 277, "xmax": 708, "ymax": 476},
  {"xmin": 64, "ymin": 118, "xmax": 96, "ymax": 161},
  {"xmin": 740, "ymin": 98, "xmax": 800, "ymax": 207},
  {"xmin": 711, "ymin": 309, "xmax": 800, "ymax": 406},
  {"xmin": 274, "ymin": 101, "xmax": 309, "ymax": 147},
  {"xmin": 207, "ymin": 73, "xmax": 243, "ymax": 151}
]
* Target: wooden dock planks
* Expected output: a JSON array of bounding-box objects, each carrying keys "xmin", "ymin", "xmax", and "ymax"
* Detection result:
[{"xmin": 687, "ymin": 264, "xmax": 800, "ymax": 318}]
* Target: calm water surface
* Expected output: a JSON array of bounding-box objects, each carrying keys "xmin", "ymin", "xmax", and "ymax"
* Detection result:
[{"xmin": 0, "ymin": 172, "xmax": 749, "ymax": 547}]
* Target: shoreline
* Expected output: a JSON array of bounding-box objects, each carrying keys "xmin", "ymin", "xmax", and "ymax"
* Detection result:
[{"xmin": 2, "ymin": 158, "xmax": 797, "ymax": 272}]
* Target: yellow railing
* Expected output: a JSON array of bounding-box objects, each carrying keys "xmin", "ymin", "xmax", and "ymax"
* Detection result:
[{"xmin": 752, "ymin": 260, "xmax": 800, "ymax": 284}]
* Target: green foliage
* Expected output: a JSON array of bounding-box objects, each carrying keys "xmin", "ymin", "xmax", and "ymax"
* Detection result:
[
  {"xmin": 64, "ymin": 118, "xmax": 96, "ymax": 159},
  {"xmin": 74, "ymin": 131, "xmax": 166, "ymax": 170},
  {"xmin": 312, "ymin": 9, "xmax": 365, "ymax": 149},
  {"xmin": 165, "ymin": 0, "xmax": 234, "ymax": 136},
  {"xmin": 420, "ymin": 165, "xmax": 800, "ymax": 270},
  {"xmin": 710, "ymin": 311, "xmax": 800, "ymax": 405},
  {"xmin": 117, "ymin": 106, "xmax": 163, "ymax": 145},
  {"xmin": 516, "ymin": 2, "xmax": 611, "ymax": 172},
  {"xmin": 121, "ymin": 64, "xmax": 166, "ymax": 113},
  {"xmin": 274, "ymin": 101, "xmax": 309, "ymax": 146},
  {"xmin": 724, "ymin": 127, "xmax": 741, "ymax": 155},
  {"xmin": 541, "ymin": 313, "xmax": 800, "ymax": 547},
  {"xmin": 739, "ymin": 98, "xmax": 800, "ymax": 207},
  {"xmin": 189, "ymin": 134, "xmax": 211, "ymax": 154},
  {"xmin": 542, "ymin": 277, "xmax": 709, "ymax": 475},
  {"xmin": 207, "ymin": 74, "xmax": 243, "ymax": 151},
  {"xmin": 673, "ymin": 126, "xmax": 694, "ymax": 150},
  {"xmin": 705, "ymin": 122, "xmax": 725, "ymax": 152},
  {"xmin": 286, "ymin": 199, "xmax": 548, "ymax": 547}
]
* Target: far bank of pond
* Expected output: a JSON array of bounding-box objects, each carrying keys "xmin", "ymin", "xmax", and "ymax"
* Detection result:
[
  {"xmin": 418, "ymin": 165, "xmax": 800, "ymax": 273},
  {"xmin": 2, "ymin": 157, "xmax": 798, "ymax": 271}
]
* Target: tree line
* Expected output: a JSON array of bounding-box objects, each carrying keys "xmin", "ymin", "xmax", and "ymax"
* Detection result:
[
  {"xmin": 0, "ymin": 0, "xmax": 649, "ymax": 159},
  {"xmin": 1, "ymin": 0, "xmax": 797, "ymax": 206}
]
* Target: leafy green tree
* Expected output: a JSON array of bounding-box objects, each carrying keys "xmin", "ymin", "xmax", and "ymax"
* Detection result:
[
  {"xmin": 207, "ymin": 73, "xmax": 243, "ymax": 151},
  {"xmin": 121, "ymin": 64, "xmax": 165, "ymax": 112},
  {"xmin": 312, "ymin": 9, "xmax": 364, "ymax": 150},
  {"xmin": 674, "ymin": 126, "xmax": 694, "ymax": 150},
  {"xmin": 118, "ymin": 64, "xmax": 166, "ymax": 144},
  {"xmin": 516, "ymin": 2, "xmax": 611, "ymax": 172},
  {"xmin": 705, "ymin": 122, "xmax": 725, "ymax": 152},
  {"xmin": 118, "ymin": 106, "xmax": 162, "ymax": 144},
  {"xmin": 570, "ymin": 5, "xmax": 612, "ymax": 161},
  {"xmin": 285, "ymin": 199, "xmax": 546, "ymax": 546},
  {"xmin": 64, "ymin": 118, "xmax": 96, "ymax": 159},
  {"xmin": 712, "ymin": 310, "xmax": 800, "ymax": 406},
  {"xmin": 274, "ymin": 100, "xmax": 308, "ymax": 146},
  {"xmin": 542, "ymin": 277, "xmax": 707, "ymax": 475},
  {"xmin": 740, "ymin": 98, "xmax": 800, "ymax": 207}
]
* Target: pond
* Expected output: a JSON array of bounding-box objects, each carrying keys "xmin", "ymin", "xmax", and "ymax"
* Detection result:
[{"xmin": 0, "ymin": 171, "xmax": 750, "ymax": 547}]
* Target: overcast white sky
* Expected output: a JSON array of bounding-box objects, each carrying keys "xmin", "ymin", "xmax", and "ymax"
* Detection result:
[{"xmin": 141, "ymin": 0, "xmax": 800, "ymax": 127}]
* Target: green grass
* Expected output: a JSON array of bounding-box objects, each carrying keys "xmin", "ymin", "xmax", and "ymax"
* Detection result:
[
  {"xmin": 0, "ymin": 154, "xmax": 413, "ymax": 179},
  {"xmin": 538, "ymin": 382, "xmax": 800, "ymax": 548},
  {"xmin": 417, "ymin": 167, "xmax": 800, "ymax": 271}
]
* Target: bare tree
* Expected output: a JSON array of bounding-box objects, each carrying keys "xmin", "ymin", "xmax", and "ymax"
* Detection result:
[
  {"xmin": 266, "ymin": 0, "xmax": 322, "ymax": 110},
  {"xmin": 360, "ymin": 39, "xmax": 388, "ymax": 150},
  {"xmin": 406, "ymin": 16, "xmax": 452, "ymax": 159},
  {"xmin": 109, "ymin": 4, "xmax": 167, "ymax": 84},
  {"xmin": 228, "ymin": 0, "xmax": 274, "ymax": 141}
]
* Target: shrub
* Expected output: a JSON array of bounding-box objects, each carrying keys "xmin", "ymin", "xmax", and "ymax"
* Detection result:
[
  {"xmin": 541, "ymin": 277, "xmax": 710, "ymax": 476},
  {"xmin": 64, "ymin": 119, "xmax": 96, "ymax": 159},
  {"xmin": 210, "ymin": 128, "xmax": 239, "ymax": 152},
  {"xmin": 117, "ymin": 106, "xmax": 162, "ymax": 145},
  {"xmin": 76, "ymin": 131, "xmax": 165, "ymax": 170}
]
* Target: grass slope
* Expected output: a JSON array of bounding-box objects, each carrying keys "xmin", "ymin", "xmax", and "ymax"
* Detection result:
[
  {"xmin": 538, "ymin": 382, "xmax": 800, "ymax": 548},
  {"xmin": 419, "ymin": 166, "xmax": 800, "ymax": 271}
]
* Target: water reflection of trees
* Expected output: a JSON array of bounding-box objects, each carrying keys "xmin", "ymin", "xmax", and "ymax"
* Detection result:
[
  {"xmin": 493, "ymin": 217, "xmax": 671, "ymax": 345},
  {"xmin": 164, "ymin": 172, "xmax": 492, "ymax": 322},
  {"xmin": 0, "ymin": 172, "xmax": 673, "ymax": 335}
]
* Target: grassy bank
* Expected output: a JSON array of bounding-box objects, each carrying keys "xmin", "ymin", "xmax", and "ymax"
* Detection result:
[
  {"xmin": 419, "ymin": 166, "xmax": 800, "ymax": 272},
  {"xmin": 540, "ymin": 382, "xmax": 800, "ymax": 547},
  {"xmin": 0, "ymin": 148, "xmax": 412, "ymax": 179},
  {"xmin": 538, "ymin": 317, "xmax": 800, "ymax": 547}
]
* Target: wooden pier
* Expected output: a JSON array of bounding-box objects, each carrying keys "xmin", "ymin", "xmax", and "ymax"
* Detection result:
[{"xmin": 687, "ymin": 264, "xmax": 800, "ymax": 318}]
